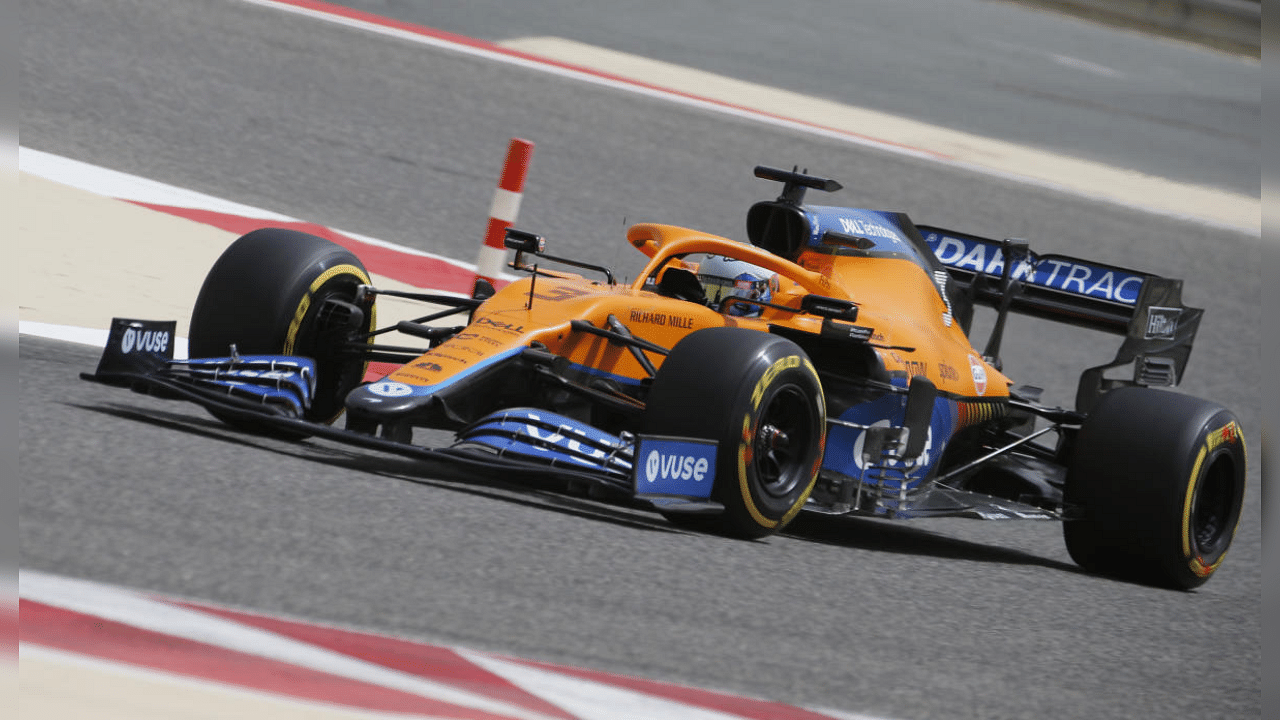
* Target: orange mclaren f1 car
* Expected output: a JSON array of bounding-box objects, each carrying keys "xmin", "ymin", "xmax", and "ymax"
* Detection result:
[{"xmin": 84, "ymin": 166, "xmax": 1246, "ymax": 589}]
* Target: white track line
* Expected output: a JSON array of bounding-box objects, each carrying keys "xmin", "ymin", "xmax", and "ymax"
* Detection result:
[
  {"xmin": 461, "ymin": 651, "xmax": 764, "ymax": 720},
  {"xmin": 236, "ymin": 0, "xmax": 1258, "ymax": 236},
  {"xmin": 20, "ymin": 571, "xmax": 564, "ymax": 720},
  {"xmin": 22, "ymin": 569, "xmax": 899, "ymax": 720},
  {"xmin": 17, "ymin": 146, "xmax": 492, "ymax": 275},
  {"xmin": 21, "ymin": 644, "xmax": 460, "ymax": 720},
  {"xmin": 18, "ymin": 320, "xmax": 187, "ymax": 357}
]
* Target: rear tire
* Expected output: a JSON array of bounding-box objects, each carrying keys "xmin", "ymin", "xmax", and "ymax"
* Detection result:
[
  {"xmin": 1063, "ymin": 387, "xmax": 1246, "ymax": 590},
  {"xmin": 189, "ymin": 228, "xmax": 375, "ymax": 430},
  {"xmin": 644, "ymin": 328, "xmax": 825, "ymax": 538}
]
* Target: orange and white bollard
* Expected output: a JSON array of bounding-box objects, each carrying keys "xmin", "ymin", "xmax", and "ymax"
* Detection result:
[{"xmin": 475, "ymin": 138, "xmax": 535, "ymax": 288}]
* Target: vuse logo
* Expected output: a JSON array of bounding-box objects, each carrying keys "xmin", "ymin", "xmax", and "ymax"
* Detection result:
[
  {"xmin": 644, "ymin": 450, "xmax": 709, "ymax": 484},
  {"xmin": 121, "ymin": 327, "xmax": 170, "ymax": 354}
]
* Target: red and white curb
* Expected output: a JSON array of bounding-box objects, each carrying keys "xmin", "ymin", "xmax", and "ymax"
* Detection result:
[
  {"xmin": 20, "ymin": 144, "xmax": 518, "ymax": 380},
  {"xmin": 18, "ymin": 146, "xmax": 512, "ymax": 298},
  {"xmin": 20, "ymin": 570, "xmax": 882, "ymax": 720}
]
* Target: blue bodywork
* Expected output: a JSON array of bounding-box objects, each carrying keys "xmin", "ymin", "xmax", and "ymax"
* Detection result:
[
  {"xmin": 632, "ymin": 435, "xmax": 717, "ymax": 500},
  {"xmin": 454, "ymin": 408, "xmax": 717, "ymax": 503},
  {"xmin": 172, "ymin": 356, "xmax": 317, "ymax": 417},
  {"xmin": 455, "ymin": 407, "xmax": 633, "ymax": 476},
  {"xmin": 921, "ymin": 229, "xmax": 1145, "ymax": 307},
  {"xmin": 823, "ymin": 380, "xmax": 957, "ymax": 501},
  {"xmin": 804, "ymin": 206, "xmax": 924, "ymax": 258}
]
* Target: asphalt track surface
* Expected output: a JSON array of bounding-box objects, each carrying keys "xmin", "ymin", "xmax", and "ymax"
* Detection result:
[
  {"xmin": 21, "ymin": 1, "xmax": 1260, "ymax": 718},
  {"xmin": 332, "ymin": 0, "xmax": 1261, "ymax": 197}
]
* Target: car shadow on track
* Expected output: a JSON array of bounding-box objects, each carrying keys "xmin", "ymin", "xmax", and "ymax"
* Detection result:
[
  {"xmin": 784, "ymin": 512, "xmax": 1081, "ymax": 573},
  {"xmin": 72, "ymin": 401, "xmax": 686, "ymax": 538},
  {"xmin": 67, "ymin": 395, "xmax": 1086, "ymax": 573}
]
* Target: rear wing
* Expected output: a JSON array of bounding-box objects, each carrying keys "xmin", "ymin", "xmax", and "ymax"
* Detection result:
[{"xmin": 916, "ymin": 226, "xmax": 1203, "ymax": 413}]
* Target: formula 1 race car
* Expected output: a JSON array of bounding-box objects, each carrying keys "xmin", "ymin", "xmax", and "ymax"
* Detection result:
[{"xmin": 83, "ymin": 166, "xmax": 1246, "ymax": 590}]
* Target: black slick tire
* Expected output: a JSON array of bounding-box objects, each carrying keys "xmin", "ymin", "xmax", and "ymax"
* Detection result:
[
  {"xmin": 188, "ymin": 228, "xmax": 375, "ymax": 429},
  {"xmin": 1063, "ymin": 387, "xmax": 1247, "ymax": 590},
  {"xmin": 644, "ymin": 327, "xmax": 826, "ymax": 538}
]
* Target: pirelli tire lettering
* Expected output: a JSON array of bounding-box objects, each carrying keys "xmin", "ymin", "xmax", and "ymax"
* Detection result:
[
  {"xmin": 644, "ymin": 328, "xmax": 826, "ymax": 539},
  {"xmin": 1063, "ymin": 387, "xmax": 1247, "ymax": 590},
  {"xmin": 750, "ymin": 355, "xmax": 801, "ymax": 409}
]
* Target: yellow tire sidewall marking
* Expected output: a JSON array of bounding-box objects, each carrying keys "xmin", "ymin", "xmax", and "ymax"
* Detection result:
[
  {"xmin": 1180, "ymin": 420, "xmax": 1243, "ymax": 577},
  {"xmin": 284, "ymin": 264, "xmax": 370, "ymax": 354},
  {"xmin": 737, "ymin": 355, "xmax": 824, "ymax": 530},
  {"xmin": 738, "ymin": 414, "xmax": 775, "ymax": 529}
]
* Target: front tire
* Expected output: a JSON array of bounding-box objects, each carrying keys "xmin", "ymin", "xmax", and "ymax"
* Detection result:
[
  {"xmin": 1063, "ymin": 387, "xmax": 1247, "ymax": 590},
  {"xmin": 189, "ymin": 228, "xmax": 375, "ymax": 429},
  {"xmin": 644, "ymin": 328, "xmax": 826, "ymax": 538}
]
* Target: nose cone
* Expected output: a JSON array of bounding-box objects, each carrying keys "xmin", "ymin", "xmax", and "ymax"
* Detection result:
[{"xmin": 344, "ymin": 380, "xmax": 428, "ymax": 417}]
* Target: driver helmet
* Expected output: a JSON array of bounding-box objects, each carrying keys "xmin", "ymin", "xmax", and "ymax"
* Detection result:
[{"xmin": 697, "ymin": 255, "xmax": 776, "ymax": 317}]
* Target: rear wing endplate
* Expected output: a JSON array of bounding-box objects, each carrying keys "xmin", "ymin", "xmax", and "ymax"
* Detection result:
[{"xmin": 916, "ymin": 226, "xmax": 1203, "ymax": 413}]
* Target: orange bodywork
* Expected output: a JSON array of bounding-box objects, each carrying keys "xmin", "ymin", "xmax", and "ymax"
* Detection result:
[{"xmin": 384, "ymin": 222, "xmax": 1009, "ymax": 401}]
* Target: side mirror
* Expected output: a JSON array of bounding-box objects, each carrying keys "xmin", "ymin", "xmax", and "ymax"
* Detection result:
[
  {"xmin": 504, "ymin": 228, "xmax": 545, "ymax": 254},
  {"xmin": 801, "ymin": 294, "xmax": 858, "ymax": 321}
]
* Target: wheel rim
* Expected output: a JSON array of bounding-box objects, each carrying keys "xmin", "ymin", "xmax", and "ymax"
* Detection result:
[
  {"xmin": 299, "ymin": 282, "xmax": 369, "ymax": 421},
  {"xmin": 753, "ymin": 384, "xmax": 816, "ymax": 499},
  {"xmin": 1191, "ymin": 452, "xmax": 1238, "ymax": 557}
]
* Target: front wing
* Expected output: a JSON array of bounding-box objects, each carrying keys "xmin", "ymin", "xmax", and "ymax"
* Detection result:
[{"xmin": 81, "ymin": 318, "xmax": 724, "ymax": 516}]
